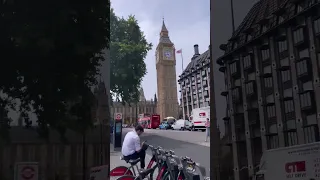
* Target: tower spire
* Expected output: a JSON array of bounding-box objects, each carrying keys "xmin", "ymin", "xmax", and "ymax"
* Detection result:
[{"xmin": 161, "ymin": 18, "xmax": 168, "ymax": 32}]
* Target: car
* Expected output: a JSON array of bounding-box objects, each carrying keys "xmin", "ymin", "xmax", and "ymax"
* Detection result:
[
  {"xmin": 172, "ymin": 119, "xmax": 192, "ymax": 130},
  {"xmin": 159, "ymin": 121, "xmax": 171, "ymax": 130}
]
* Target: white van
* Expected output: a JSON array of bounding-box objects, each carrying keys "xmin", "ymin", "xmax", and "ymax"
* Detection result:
[
  {"xmin": 190, "ymin": 106, "xmax": 210, "ymax": 131},
  {"xmin": 172, "ymin": 119, "xmax": 191, "ymax": 130}
]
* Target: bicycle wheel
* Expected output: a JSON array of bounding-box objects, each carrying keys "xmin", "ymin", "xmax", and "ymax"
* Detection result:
[
  {"xmin": 110, "ymin": 166, "xmax": 134, "ymax": 176},
  {"xmin": 116, "ymin": 175, "xmax": 136, "ymax": 180}
]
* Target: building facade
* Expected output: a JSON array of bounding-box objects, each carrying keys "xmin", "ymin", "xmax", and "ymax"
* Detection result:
[
  {"xmin": 156, "ymin": 20, "xmax": 179, "ymax": 119},
  {"xmin": 216, "ymin": 0, "xmax": 320, "ymax": 180},
  {"xmin": 111, "ymin": 89, "xmax": 157, "ymax": 124},
  {"xmin": 178, "ymin": 45, "xmax": 210, "ymax": 119}
]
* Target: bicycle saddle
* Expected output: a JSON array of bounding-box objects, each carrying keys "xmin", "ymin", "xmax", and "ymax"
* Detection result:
[
  {"xmin": 126, "ymin": 158, "xmax": 140, "ymax": 165},
  {"xmin": 138, "ymin": 168, "xmax": 154, "ymax": 177}
]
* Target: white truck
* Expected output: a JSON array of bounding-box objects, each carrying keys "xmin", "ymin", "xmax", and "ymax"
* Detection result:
[
  {"xmin": 253, "ymin": 141, "xmax": 320, "ymax": 180},
  {"xmin": 189, "ymin": 106, "xmax": 210, "ymax": 131}
]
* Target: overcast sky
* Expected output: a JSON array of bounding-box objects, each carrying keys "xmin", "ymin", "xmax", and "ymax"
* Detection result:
[{"xmin": 112, "ymin": 0, "xmax": 210, "ymax": 100}]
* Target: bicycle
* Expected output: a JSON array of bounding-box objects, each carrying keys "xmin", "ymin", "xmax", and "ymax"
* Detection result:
[
  {"xmin": 178, "ymin": 156, "xmax": 208, "ymax": 180},
  {"xmin": 161, "ymin": 150, "xmax": 181, "ymax": 180},
  {"xmin": 155, "ymin": 148, "xmax": 174, "ymax": 179},
  {"xmin": 110, "ymin": 144, "xmax": 163, "ymax": 179}
]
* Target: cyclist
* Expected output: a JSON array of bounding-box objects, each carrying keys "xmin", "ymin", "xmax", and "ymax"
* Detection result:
[{"xmin": 121, "ymin": 125, "xmax": 147, "ymax": 169}]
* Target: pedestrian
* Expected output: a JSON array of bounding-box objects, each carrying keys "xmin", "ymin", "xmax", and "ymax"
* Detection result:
[{"xmin": 205, "ymin": 118, "xmax": 210, "ymax": 142}]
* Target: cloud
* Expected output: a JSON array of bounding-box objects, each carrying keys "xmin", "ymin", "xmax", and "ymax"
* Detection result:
[{"xmin": 112, "ymin": 0, "xmax": 210, "ymax": 100}]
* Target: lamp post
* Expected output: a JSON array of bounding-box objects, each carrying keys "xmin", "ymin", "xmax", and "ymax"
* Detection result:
[{"xmin": 230, "ymin": 0, "xmax": 235, "ymax": 33}]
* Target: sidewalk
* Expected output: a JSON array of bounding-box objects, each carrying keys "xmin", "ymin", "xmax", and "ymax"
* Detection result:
[{"xmin": 110, "ymin": 144, "xmax": 159, "ymax": 180}]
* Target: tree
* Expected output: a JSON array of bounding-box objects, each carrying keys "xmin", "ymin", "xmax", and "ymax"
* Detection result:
[
  {"xmin": 0, "ymin": 0, "xmax": 110, "ymax": 137},
  {"xmin": 110, "ymin": 9, "xmax": 152, "ymax": 104}
]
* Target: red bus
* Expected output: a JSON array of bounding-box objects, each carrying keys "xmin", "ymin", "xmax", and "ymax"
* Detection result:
[{"xmin": 138, "ymin": 114, "xmax": 160, "ymax": 129}]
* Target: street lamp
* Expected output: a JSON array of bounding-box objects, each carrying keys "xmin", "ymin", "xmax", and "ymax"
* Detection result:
[{"xmin": 230, "ymin": 0, "xmax": 235, "ymax": 33}]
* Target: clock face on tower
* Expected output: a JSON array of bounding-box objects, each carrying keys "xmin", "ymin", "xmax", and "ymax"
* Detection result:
[{"xmin": 163, "ymin": 47, "xmax": 174, "ymax": 60}]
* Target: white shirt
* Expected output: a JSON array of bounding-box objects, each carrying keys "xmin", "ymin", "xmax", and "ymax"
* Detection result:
[{"xmin": 121, "ymin": 131, "xmax": 141, "ymax": 156}]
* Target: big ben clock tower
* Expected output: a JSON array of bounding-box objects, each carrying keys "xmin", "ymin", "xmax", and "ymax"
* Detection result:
[{"xmin": 156, "ymin": 20, "xmax": 179, "ymax": 119}]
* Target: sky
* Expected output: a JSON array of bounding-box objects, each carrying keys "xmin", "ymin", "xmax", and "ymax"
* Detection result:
[{"xmin": 111, "ymin": 0, "xmax": 210, "ymax": 100}]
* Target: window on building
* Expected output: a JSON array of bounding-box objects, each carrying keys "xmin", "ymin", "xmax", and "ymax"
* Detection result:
[
  {"xmin": 230, "ymin": 62, "xmax": 238, "ymax": 75},
  {"xmin": 261, "ymin": 49, "xmax": 270, "ymax": 61},
  {"xmin": 304, "ymin": 126, "xmax": 319, "ymax": 143},
  {"xmin": 264, "ymin": 77, "xmax": 273, "ymax": 88},
  {"xmin": 243, "ymin": 54, "xmax": 253, "ymax": 70},
  {"xmin": 300, "ymin": 91, "xmax": 313, "ymax": 109},
  {"xmin": 278, "ymin": 41, "xmax": 288, "ymax": 52},
  {"xmin": 284, "ymin": 100, "xmax": 294, "ymax": 113},
  {"xmin": 201, "ymin": 70, "xmax": 206, "ymax": 76},
  {"xmin": 314, "ymin": 18, "xmax": 320, "ymax": 35},
  {"xmin": 267, "ymin": 105, "xmax": 276, "ymax": 118},
  {"xmin": 203, "ymin": 80, "xmax": 208, "ymax": 86},
  {"xmin": 245, "ymin": 81, "xmax": 254, "ymax": 95},
  {"xmin": 281, "ymin": 70, "xmax": 291, "ymax": 83},
  {"xmin": 293, "ymin": 28, "xmax": 305, "ymax": 44},
  {"xmin": 267, "ymin": 135, "xmax": 279, "ymax": 149},
  {"xmin": 299, "ymin": 48, "xmax": 310, "ymax": 58},
  {"xmin": 296, "ymin": 59, "xmax": 309, "ymax": 77},
  {"xmin": 204, "ymin": 101, "xmax": 209, "ymax": 107},
  {"xmin": 285, "ymin": 131, "xmax": 298, "ymax": 146}
]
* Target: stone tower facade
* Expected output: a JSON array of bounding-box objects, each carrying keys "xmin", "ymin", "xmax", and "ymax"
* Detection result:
[{"xmin": 155, "ymin": 20, "xmax": 179, "ymax": 119}]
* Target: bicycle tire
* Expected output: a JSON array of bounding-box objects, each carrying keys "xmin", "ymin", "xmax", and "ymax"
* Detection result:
[
  {"xmin": 116, "ymin": 175, "xmax": 136, "ymax": 180},
  {"xmin": 110, "ymin": 166, "xmax": 134, "ymax": 176}
]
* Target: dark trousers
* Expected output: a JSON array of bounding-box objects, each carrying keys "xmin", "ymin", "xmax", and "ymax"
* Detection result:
[{"xmin": 123, "ymin": 149, "xmax": 146, "ymax": 168}]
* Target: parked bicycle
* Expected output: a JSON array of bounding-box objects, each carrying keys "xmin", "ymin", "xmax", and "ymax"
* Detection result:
[
  {"xmin": 110, "ymin": 143, "xmax": 209, "ymax": 180},
  {"xmin": 110, "ymin": 143, "xmax": 163, "ymax": 180}
]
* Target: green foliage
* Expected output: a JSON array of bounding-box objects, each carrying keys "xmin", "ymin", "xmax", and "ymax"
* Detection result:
[
  {"xmin": 110, "ymin": 8, "xmax": 152, "ymax": 104},
  {"xmin": 0, "ymin": 0, "xmax": 110, "ymax": 137}
]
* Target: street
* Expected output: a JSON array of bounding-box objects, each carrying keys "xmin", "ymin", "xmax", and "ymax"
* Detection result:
[{"xmin": 121, "ymin": 128, "xmax": 210, "ymax": 175}]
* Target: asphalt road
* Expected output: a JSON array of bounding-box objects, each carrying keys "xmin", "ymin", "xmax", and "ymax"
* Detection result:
[{"xmin": 120, "ymin": 128, "xmax": 210, "ymax": 175}]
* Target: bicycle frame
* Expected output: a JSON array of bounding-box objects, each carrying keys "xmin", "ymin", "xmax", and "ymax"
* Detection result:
[
  {"xmin": 162, "ymin": 151, "xmax": 180, "ymax": 180},
  {"xmin": 155, "ymin": 149, "xmax": 170, "ymax": 180}
]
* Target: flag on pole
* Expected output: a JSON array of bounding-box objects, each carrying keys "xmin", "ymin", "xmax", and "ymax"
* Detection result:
[{"xmin": 176, "ymin": 49, "xmax": 182, "ymax": 53}]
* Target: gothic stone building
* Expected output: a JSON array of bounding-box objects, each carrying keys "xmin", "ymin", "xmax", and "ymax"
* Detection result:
[
  {"xmin": 110, "ymin": 88, "xmax": 157, "ymax": 124},
  {"xmin": 156, "ymin": 20, "xmax": 179, "ymax": 119},
  {"xmin": 216, "ymin": 0, "xmax": 320, "ymax": 180}
]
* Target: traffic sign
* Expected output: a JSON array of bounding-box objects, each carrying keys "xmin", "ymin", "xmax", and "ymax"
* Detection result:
[
  {"xmin": 115, "ymin": 113, "xmax": 122, "ymax": 121},
  {"xmin": 14, "ymin": 162, "xmax": 38, "ymax": 180},
  {"xmin": 21, "ymin": 166, "xmax": 35, "ymax": 179}
]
